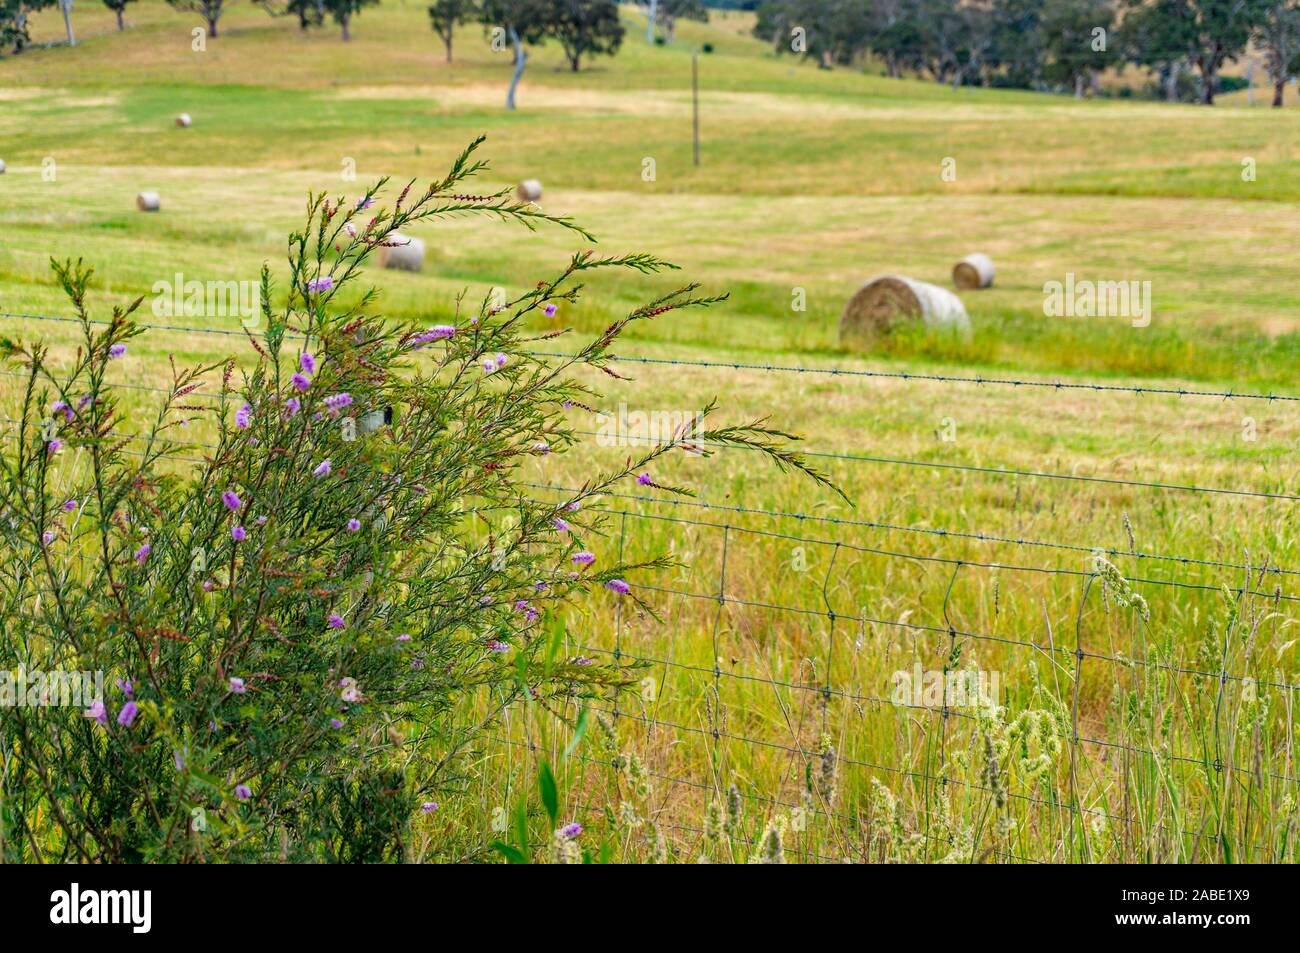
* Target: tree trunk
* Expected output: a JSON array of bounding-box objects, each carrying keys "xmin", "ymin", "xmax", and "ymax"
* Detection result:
[
  {"xmin": 208, "ymin": 16, "xmax": 219, "ymax": 38},
  {"xmin": 569, "ymin": 52, "xmax": 580, "ymax": 71},
  {"xmin": 60, "ymin": 0, "xmax": 74, "ymax": 46},
  {"xmin": 646, "ymin": 0, "xmax": 657, "ymax": 43},
  {"xmin": 665, "ymin": 15, "xmax": 675, "ymax": 44},
  {"xmin": 341, "ymin": 15, "xmax": 350, "ymax": 41},
  {"xmin": 444, "ymin": 35, "xmax": 452, "ymax": 62},
  {"xmin": 1164, "ymin": 62, "xmax": 1178, "ymax": 102},
  {"xmin": 1074, "ymin": 73, "xmax": 1084, "ymax": 98},
  {"xmin": 115, "ymin": 8, "xmax": 124, "ymax": 30},
  {"xmin": 505, "ymin": 28, "xmax": 527, "ymax": 110},
  {"xmin": 1274, "ymin": 76, "xmax": 1286, "ymax": 107}
]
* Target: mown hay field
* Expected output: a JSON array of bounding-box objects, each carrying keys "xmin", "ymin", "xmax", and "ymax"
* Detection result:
[{"xmin": 4, "ymin": 0, "xmax": 1300, "ymax": 862}]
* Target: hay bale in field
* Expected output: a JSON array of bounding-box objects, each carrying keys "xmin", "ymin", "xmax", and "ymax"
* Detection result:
[
  {"xmin": 952, "ymin": 253, "xmax": 994, "ymax": 290},
  {"xmin": 840, "ymin": 275, "xmax": 970, "ymax": 346},
  {"xmin": 0, "ymin": 159, "xmax": 6, "ymax": 174},
  {"xmin": 136, "ymin": 191, "xmax": 161, "ymax": 212},
  {"xmin": 379, "ymin": 232, "xmax": 424, "ymax": 272},
  {"xmin": 175, "ymin": 113, "xmax": 192, "ymax": 127},
  {"xmin": 515, "ymin": 179, "xmax": 543, "ymax": 203}
]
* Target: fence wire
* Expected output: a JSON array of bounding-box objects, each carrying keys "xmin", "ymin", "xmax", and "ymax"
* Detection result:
[{"xmin": 2, "ymin": 307, "xmax": 1297, "ymax": 861}]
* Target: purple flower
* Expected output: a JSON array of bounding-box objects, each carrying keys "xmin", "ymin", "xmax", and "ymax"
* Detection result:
[
  {"xmin": 553, "ymin": 517, "xmax": 569, "ymax": 532},
  {"xmin": 514, "ymin": 599, "xmax": 530, "ymax": 612},
  {"xmin": 300, "ymin": 351, "xmax": 316, "ymax": 375},
  {"xmin": 420, "ymin": 802, "xmax": 439, "ymax": 814},
  {"xmin": 543, "ymin": 303, "xmax": 558, "ymax": 318},
  {"xmin": 229, "ymin": 676, "xmax": 246, "ymax": 694},
  {"xmin": 533, "ymin": 442, "xmax": 550, "ymax": 455},
  {"xmin": 356, "ymin": 196, "xmax": 374, "ymax": 211},
  {"xmin": 560, "ymin": 822, "xmax": 582, "ymax": 838},
  {"xmin": 637, "ymin": 473, "xmax": 653, "ymax": 486},
  {"xmin": 346, "ymin": 518, "xmax": 361, "ymax": 532},
  {"xmin": 413, "ymin": 324, "xmax": 456, "ymax": 345},
  {"xmin": 235, "ymin": 403, "xmax": 251, "ymax": 429},
  {"xmin": 235, "ymin": 784, "xmax": 252, "ymax": 801},
  {"xmin": 313, "ymin": 459, "xmax": 331, "ymax": 478},
  {"xmin": 52, "ymin": 400, "xmax": 73, "ymax": 422},
  {"xmin": 256, "ymin": 515, "xmax": 268, "ymax": 526},
  {"xmin": 84, "ymin": 700, "xmax": 107, "ymax": 726},
  {"xmin": 565, "ymin": 501, "xmax": 581, "ymax": 512},
  {"xmin": 482, "ymin": 358, "xmax": 497, "ymax": 374},
  {"xmin": 62, "ymin": 498, "xmax": 77, "ymax": 512},
  {"xmin": 291, "ymin": 373, "xmax": 311, "ymax": 392},
  {"xmin": 396, "ymin": 633, "xmax": 412, "ymax": 642},
  {"xmin": 133, "ymin": 543, "xmax": 150, "ymax": 566},
  {"xmin": 327, "ymin": 613, "xmax": 345, "ymax": 630},
  {"xmin": 231, "ymin": 525, "xmax": 246, "ymax": 542},
  {"xmin": 330, "ymin": 717, "xmax": 345, "ymax": 729},
  {"xmin": 306, "ymin": 276, "xmax": 334, "ymax": 294},
  {"xmin": 221, "ymin": 490, "xmax": 242, "ymax": 512},
  {"xmin": 116, "ymin": 678, "xmax": 133, "ymax": 697},
  {"xmin": 117, "ymin": 700, "xmax": 139, "ymax": 727},
  {"xmin": 573, "ymin": 657, "xmax": 593, "ymax": 666},
  {"xmin": 487, "ymin": 641, "xmax": 510, "ymax": 653},
  {"xmin": 47, "ymin": 439, "xmax": 61, "ymax": 455},
  {"xmin": 283, "ymin": 398, "xmax": 301, "ymax": 420},
  {"xmin": 324, "ymin": 393, "xmax": 353, "ymax": 415},
  {"xmin": 605, "ymin": 579, "xmax": 630, "ymax": 595},
  {"xmin": 572, "ymin": 551, "xmax": 595, "ymax": 565},
  {"xmin": 108, "ymin": 344, "xmax": 127, "ymax": 359},
  {"xmin": 495, "ymin": 352, "xmax": 507, "ymax": 369}
]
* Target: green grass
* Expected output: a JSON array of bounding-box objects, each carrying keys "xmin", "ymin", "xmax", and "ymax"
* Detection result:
[{"xmin": 5, "ymin": 0, "xmax": 1300, "ymax": 863}]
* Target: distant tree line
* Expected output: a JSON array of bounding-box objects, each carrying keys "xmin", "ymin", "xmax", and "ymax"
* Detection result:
[
  {"xmin": 0, "ymin": 0, "xmax": 625, "ymax": 73},
  {"xmin": 754, "ymin": 0, "xmax": 1300, "ymax": 105}
]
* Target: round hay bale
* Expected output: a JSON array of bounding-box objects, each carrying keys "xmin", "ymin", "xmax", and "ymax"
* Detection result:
[
  {"xmin": 0, "ymin": 159, "xmax": 6, "ymax": 174},
  {"xmin": 379, "ymin": 233, "xmax": 424, "ymax": 272},
  {"xmin": 952, "ymin": 253, "xmax": 994, "ymax": 290},
  {"xmin": 840, "ymin": 275, "xmax": 970, "ymax": 346},
  {"xmin": 515, "ymin": 179, "xmax": 543, "ymax": 203},
  {"xmin": 175, "ymin": 113, "xmax": 193, "ymax": 128},
  {"xmin": 136, "ymin": 191, "xmax": 161, "ymax": 212}
]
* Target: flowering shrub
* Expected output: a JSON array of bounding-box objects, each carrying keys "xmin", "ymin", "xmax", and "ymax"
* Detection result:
[{"xmin": 0, "ymin": 138, "xmax": 832, "ymax": 862}]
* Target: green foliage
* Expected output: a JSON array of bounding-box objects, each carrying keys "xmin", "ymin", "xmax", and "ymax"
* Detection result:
[
  {"xmin": 544, "ymin": 0, "xmax": 623, "ymax": 71},
  {"xmin": 0, "ymin": 138, "xmax": 826, "ymax": 862},
  {"xmin": 257, "ymin": 0, "xmax": 327, "ymax": 31},
  {"xmin": 323, "ymin": 0, "xmax": 378, "ymax": 39},
  {"xmin": 100, "ymin": 0, "xmax": 138, "ymax": 31},
  {"xmin": 166, "ymin": 0, "xmax": 230, "ymax": 36},
  {"xmin": 0, "ymin": 0, "xmax": 54, "ymax": 54},
  {"xmin": 428, "ymin": 0, "xmax": 476, "ymax": 60}
]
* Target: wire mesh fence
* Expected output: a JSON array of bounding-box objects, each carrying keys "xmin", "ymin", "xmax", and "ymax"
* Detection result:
[{"xmin": 3, "ymin": 307, "xmax": 1298, "ymax": 862}]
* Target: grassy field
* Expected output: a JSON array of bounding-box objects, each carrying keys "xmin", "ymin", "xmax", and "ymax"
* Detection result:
[{"xmin": 4, "ymin": 1, "xmax": 1300, "ymax": 863}]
